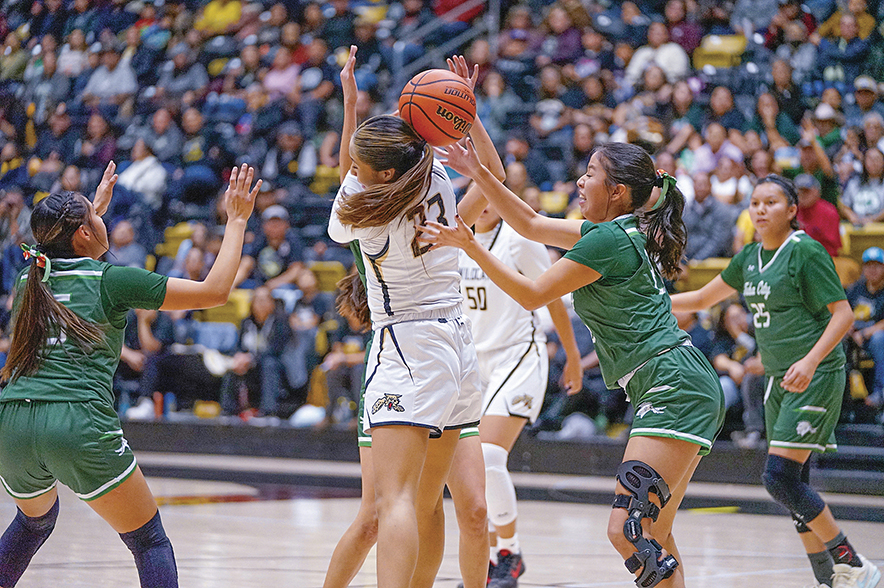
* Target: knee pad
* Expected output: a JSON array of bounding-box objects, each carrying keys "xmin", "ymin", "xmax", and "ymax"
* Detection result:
[
  {"xmin": 120, "ymin": 510, "xmax": 178, "ymax": 588},
  {"xmin": 19, "ymin": 497, "xmax": 59, "ymax": 537},
  {"xmin": 762, "ymin": 455, "xmax": 826, "ymax": 524},
  {"xmin": 612, "ymin": 461, "xmax": 678, "ymax": 588},
  {"xmin": 482, "ymin": 443, "xmax": 517, "ymax": 527},
  {"xmin": 0, "ymin": 498, "xmax": 59, "ymax": 588}
]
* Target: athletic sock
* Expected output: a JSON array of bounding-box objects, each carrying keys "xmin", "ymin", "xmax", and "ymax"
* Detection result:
[
  {"xmin": 490, "ymin": 542, "xmax": 499, "ymax": 565},
  {"xmin": 807, "ymin": 550, "xmax": 835, "ymax": 586},
  {"xmin": 825, "ymin": 532, "xmax": 862, "ymax": 567},
  {"xmin": 119, "ymin": 510, "xmax": 178, "ymax": 588},
  {"xmin": 0, "ymin": 498, "xmax": 59, "ymax": 588},
  {"xmin": 498, "ymin": 533, "xmax": 520, "ymax": 555}
]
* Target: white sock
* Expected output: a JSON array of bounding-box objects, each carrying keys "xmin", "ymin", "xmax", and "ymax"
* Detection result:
[
  {"xmin": 490, "ymin": 547, "xmax": 499, "ymax": 565},
  {"xmin": 498, "ymin": 533, "xmax": 520, "ymax": 555}
]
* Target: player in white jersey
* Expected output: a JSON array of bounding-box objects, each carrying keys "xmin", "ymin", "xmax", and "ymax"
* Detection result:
[
  {"xmin": 325, "ymin": 48, "xmax": 502, "ymax": 588},
  {"xmin": 449, "ymin": 206, "xmax": 583, "ymax": 588}
]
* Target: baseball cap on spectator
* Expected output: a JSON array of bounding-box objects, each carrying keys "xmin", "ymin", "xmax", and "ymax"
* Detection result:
[
  {"xmin": 862, "ymin": 247, "xmax": 884, "ymax": 264},
  {"xmin": 262, "ymin": 205, "xmax": 289, "ymax": 221},
  {"xmin": 854, "ymin": 76, "xmax": 879, "ymax": 95},
  {"xmin": 794, "ymin": 173, "xmax": 820, "ymax": 190},
  {"xmin": 812, "ymin": 103, "xmax": 839, "ymax": 122},
  {"xmin": 277, "ymin": 121, "xmax": 302, "ymax": 137}
]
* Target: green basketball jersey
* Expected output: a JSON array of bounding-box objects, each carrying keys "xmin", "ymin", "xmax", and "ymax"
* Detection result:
[
  {"xmin": 1, "ymin": 257, "xmax": 168, "ymax": 406},
  {"xmin": 720, "ymin": 231, "xmax": 846, "ymax": 376},
  {"xmin": 563, "ymin": 215, "xmax": 689, "ymax": 389}
]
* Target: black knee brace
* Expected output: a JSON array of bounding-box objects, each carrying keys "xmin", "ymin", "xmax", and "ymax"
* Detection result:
[
  {"xmin": 762, "ymin": 455, "xmax": 826, "ymax": 525},
  {"xmin": 612, "ymin": 461, "xmax": 679, "ymax": 588},
  {"xmin": 119, "ymin": 510, "xmax": 178, "ymax": 588}
]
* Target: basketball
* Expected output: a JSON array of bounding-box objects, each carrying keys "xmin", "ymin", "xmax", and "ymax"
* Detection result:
[{"xmin": 398, "ymin": 69, "xmax": 476, "ymax": 147}]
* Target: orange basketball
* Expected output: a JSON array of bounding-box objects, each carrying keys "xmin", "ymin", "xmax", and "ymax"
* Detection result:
[{"xmin": 398, "ymin": 69, "xmax": 476, "ymax": 147}]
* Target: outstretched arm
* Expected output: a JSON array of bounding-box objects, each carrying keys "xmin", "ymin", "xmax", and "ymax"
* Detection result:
[
  {"xmin": 93, "ymin": 161, "xmax": 118, "ymax": 216},
  {"xmin": 338, "ymin": 45, "xmax": 358, "ymax": 182},
  {"xmin": 162, "ymin": 164, "xmax": 260, "ymax": 310},
  {"xmin": 669, "ymin": 275, "xmax": 737, "ymax": 313},
  {"xmin": 444, "ymin": 140, "xmax": 584, "ymax": 251},
  {"xmin": 420, "ymin": 215, "xmax": 599, "ymax": 310}
]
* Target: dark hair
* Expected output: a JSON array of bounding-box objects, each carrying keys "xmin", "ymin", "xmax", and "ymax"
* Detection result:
[
  {"xmin": 335, "ymin": 270, "xmax": 370, "ymax": 332},
  {"xmin": 755, "ymin": 174, "xmax": 800, "ymax": 230},
  {"xmin": 335, "ymin": 115, "xmax": 433, "ymax": 228},
  {"xmin": 862, "ymin": 147, "xmax": 883, "ymax": 183},
  {"xmin": 591, "ymin": 143, "xmax": 686, "ymax": 279},
  {"xmin": 1, "ymin": 192, "xmax": 105, "ymax": 382}
]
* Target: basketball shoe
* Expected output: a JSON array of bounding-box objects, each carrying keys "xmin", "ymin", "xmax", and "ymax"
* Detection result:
[
  {"xmin": 832, "ymin": 554, "xmax": 881, "ymax": 588},
  {"xmin": 488, "ymin": 550, "xmax": 525, "ymax": 588}
]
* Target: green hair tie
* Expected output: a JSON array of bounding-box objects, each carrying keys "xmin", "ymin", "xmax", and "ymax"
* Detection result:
[
  {"xmin": 21, "ymin": 243, "xmax": 51, "ymax": 282},
  {"xmin": 651, "ymin": 170, "xmax": 677, "ymax": 211}
]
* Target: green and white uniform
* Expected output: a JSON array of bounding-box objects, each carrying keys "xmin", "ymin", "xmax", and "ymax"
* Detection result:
[
  {"xmin": 720, "ymin": 231, "xmax": 847, "ymax": 453},
  {"xmin": 0, "ymin": 257, "xmax": 168, "ymax": 500},
  {"xmin": 563, "ymin": 215, "xmax": 724, "ymax": 455}
]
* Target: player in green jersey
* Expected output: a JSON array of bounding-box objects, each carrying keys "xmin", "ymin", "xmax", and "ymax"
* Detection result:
[
  {"xmin": 670, "ymin": 175, "xmax": 879, "ymax": 588},
  {"xmin": 420, "ymin": 141, "xmax": 725, "ymax": 588},
  {"xmin": 0, "ymin": 162, "xmax": 261, "ymax": 588}
]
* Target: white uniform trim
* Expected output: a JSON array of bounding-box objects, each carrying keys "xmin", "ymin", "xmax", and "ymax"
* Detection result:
[
  {"xmin": 74, "ymin": 458, "xmax": 137, "ymax": 500},
  {"xmin": 630, "ymin": 427, "xmax": 713, "ymax": 447},
  {"xmin": 0, "ymin": 475, "xmax": 58, "ymax": 499},
  {"xmin": 769, "ymin": 440, "xmax": 838, "ymax": 451}
]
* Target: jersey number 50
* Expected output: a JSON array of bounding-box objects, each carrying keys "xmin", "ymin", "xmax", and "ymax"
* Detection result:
[{"xmin": 465, "ymin": 286, "xmax": 487, "ymax": 311}]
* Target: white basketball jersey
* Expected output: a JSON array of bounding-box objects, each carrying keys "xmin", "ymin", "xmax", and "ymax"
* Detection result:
[
  {"xmin": 328, "ymin": 159, "xmax": 462, "ymax": 328},
  {"xmin": 459, "ymin": 222, "xmax": 550, "ymax": 353}
]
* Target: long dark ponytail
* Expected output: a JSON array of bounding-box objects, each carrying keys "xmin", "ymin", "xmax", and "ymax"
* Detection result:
[
  {"xmin": 336, "ymin": 115, "xmax": 434, "ymax": 228},
  {"xmin": 1, "ymin": 192, "xmax": 105, "ymax": 383},
  {"xmin": 591, "ymin": 143, "xmax": 686, "ymax": 279}
]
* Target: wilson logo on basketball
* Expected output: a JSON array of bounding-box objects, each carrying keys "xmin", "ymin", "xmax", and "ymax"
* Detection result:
[
  {"xmin": 442, "ymin": 87, "xmax": 476, "ymax": 106},
  {"xmin": 434, "ymin": 106, "xmax": 473, "ymax": 134}
]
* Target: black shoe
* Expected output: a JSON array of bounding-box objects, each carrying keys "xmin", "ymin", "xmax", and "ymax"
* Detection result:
[
  {"xmin": 457, "ymin": 560, "xmax": 496, "ymax": 588},
  {"xmin": 488, "ymin": 550, "xmax": 525, "ymax": 588}
]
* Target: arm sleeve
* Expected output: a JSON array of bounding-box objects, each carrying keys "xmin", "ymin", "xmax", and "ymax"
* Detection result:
[
  {"xmin": 562, "ymin": 222, "xmax": 619, "ymax": 278},
  {"xmin": 720, "ymin": 246, "xmax": 749, "ymax": 290}
]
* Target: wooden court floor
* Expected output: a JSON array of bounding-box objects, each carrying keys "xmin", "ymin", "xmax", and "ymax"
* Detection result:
[{"xmin": 2, "ymin": 477, "xmax": 882, "ymax": 588}]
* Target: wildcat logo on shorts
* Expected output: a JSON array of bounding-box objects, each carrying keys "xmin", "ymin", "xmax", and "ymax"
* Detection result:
[
  {"xmin": 372, "ymin": 393, "xmax": 405, "ymax": 414},
  {"xmin": 796, "ymin": 421, "xmax": 818, "ymax": 436},
  {"xmin": 636, "ymin": 402, "xmax": 665, "ymax": 419},
  {"xmin": 512, "ymin": 394, "xmax": 533, "ymax": 410}
]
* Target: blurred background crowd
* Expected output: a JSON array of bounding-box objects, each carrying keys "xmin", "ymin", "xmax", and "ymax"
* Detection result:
[{"xmin": 0, "ymin": 0, "xmax": 882, "ymax": 442}]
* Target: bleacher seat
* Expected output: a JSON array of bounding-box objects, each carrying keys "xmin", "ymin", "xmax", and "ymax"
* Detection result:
[
  {"xmin": 197, "ymin": 288, "xmax": 253, "ymax": 324},
  {"xmin": 693, "ymin": 35, "xmax": 747, "ymax": 69},
  {"xmin": 833, "ymin": 256, "xmax": 861, "ymax": 287},
  {"xmin": 310, "ymin": 261, "xmax": 348, "ymax": 292},
  {"xmin": 676, "ymin": 258, "xmax": 731, "ymax": 292}
]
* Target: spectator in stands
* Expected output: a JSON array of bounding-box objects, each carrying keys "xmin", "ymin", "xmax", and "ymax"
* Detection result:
[
  {"xmin": 795, "ymin": 173, "xmax": 842, "ymax": 256},
  {"xmin": 709, "ymin": 302, "xmax": 766, "ymax": 448},
  {"xmin": 535, "ymin": 4, "xmax": 583, "ymax": 68},
  {"xmin": 768, "ymin": 59, "xmax": 809, "ymax": 124},
  {"xmin": 121, "ymin": 25, "xmax": 159, "ymax": 87},
  {"xmin": 321, "ymin": 311, "xmax": 368, "ymax": 426},
  {"xmin": 624, "ymin": 21, "xmax": 690, "ymax": 86},
  {"xmin": 0, "ymin": 143, "xmax": 28, "ymax": 193},
  {"xmin": 764, "ymin": 0, "xmax": 817, "ymax": 50},
  {"xmin": 772, "ymin": 18, "xmax": 819, "ymax": 84},
  {"xmin": 840, "ymin": 147, "xmax": 884, "ymax": 225},
  {"xmin": 474, "ymin": 70, "xmax": 524, "ymax": 147},
  {"xmin": 114, "ymin": 137, "xmax": 167, "ymax": 232},
  {"xmin": 845, "ymin": 75, "xmax": 884, "ymax": 128},
  {"xmin": 63, "ymin": 0, "xmax": 96, "ymax": 39},
  {"xmin": 0, "ymin": 186, "xmax": 32, "ymax": 294},
  {"xmin": 234, "ymin": 204, "xmax": 306, "ymax": 289},
  {"xmin": 57, "ymin": 29, "xmax": 89, "ymax": 78},
  {"xmin": 814, "ymin": 13, "xmax": 871, "ymax": 82},
  {"xmin": 815, "ymin": 0, "xmax": 876, "ymax": 40},
  {"xmin": 257, "ymin": 121, "xmax": 317, "ymax": 192},
  {"xmin": 34, "ymin": 103, "xmax": 76, "ymax": 162},
  {"xmin": 387, "ymin": 0, "xmax": 434, "ymax": 60},
  {"xmin": 863, "ymin": 112, "xmax": 884, "ymax": 153},
  {"xmin": 108, "ymin": 219, "xmax": 147, "ymax": 268},
  {"xmin": 504, "ymin": 134, "xmax": 552, "ymax": 189},
  {"xmin": 20, "ymin": 52, "xmax": 69, "ymax": 126},
  {"xmin": 529, "ymin": 64, "xmax": 572, "ymax": 181},
  {"xmin": 811, "ymin": 102, "xmax": 844, "ymax": 158},
  {"xmin": 749, "ymin": 91, "xmax": 801, "ymax": 148},
  {"xmin": 665, "ymin": 0, "xmax": 702, "ymax": 55},
  {"xmin": 320, "ymin": 0, "xmax": 355, "ymax": 53},
  {"xmin": 153, "ymin": 42, "xmax": 209, "ymax": 107},
  {"xmin": 70, "ymin": 41, "xmax": 100, "ymax": 100},
  {"xmin": 705, "ymin": 86, "xmax": 748, "ymax": 139},
  {"xmin": 0, "ymin": 32, "xmax": 29, "ymax": 85},
  {"xmin": 79, "ymin": 39, "xmax": 137, "ymax": 115},
  {"xmin": 692, "ymin": 122, "xmax": 745, "ymax": 175},
  {"xmin": 285, "ymin": 38, "xmax": 336, "ymax": 139},
  {"xmin": 139, "ymin": 107, "xmax": 184, "ymax": 165},
  {"xmin": 683, "ymin": 171, "xmax": 738, "ymax": 260},
  {"xmin": 219, "ymin": 286, "xmax": 297, "ymax": 419},
  {"xmin": 222, "ymin": 44, "xmax": 262, "ymax": 97},
  {"xmin": 711, "ymin": 155, "xmax": 753, "ymax": 205},
  {"xmin": 119, "ymin": 308, "xmax": 177, "ymax": 419},
  {"xmin": 262, "ymin": 46, "xmax": 300, "ymax": 101},
  {"xmin": 50, "ymin": 164, "xmax": 83, "ymax": 194},
  {"xmin": 194, "ymin": 0, "xmax": 242, "ymax": 38},
  {"xmin": 847, "ymin": 246, "xmax": 884, "ymax": 409},
  {"xmin": 562, "ymin": 26, "xmax": 615, "ymax": 84},
  {"xmin": 75, "ymin": 111, "xmax": 116, "ymax": 188},
  {"xmin": 788, "ymin": 122, "xmax": 840, "ymax": 206},
  {"xmin": 170, "ymin": 107, "xmax": 229, "ymax": 219}
]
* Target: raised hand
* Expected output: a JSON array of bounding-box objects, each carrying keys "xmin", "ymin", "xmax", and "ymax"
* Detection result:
[
  {"xmin": 341, "ymin": 45, "xmax": 358, "ymax": 106},
  {"xmin": 446, "ymin": 55, "xmax": 478, "ymax": 92},
  {"xmin": 441, "ymin": 138, "xmax": 483, "ymax": 179},
  {"xmin": 93, "ymin": 161, "xmax": 118, "ymax": 216},
  {"xmin": 416, "ymin": 214, "xmax": 476, "ymax": 251},
  {"xmin": 224, "ymin": 164, "xmax": 261, "ymax": 223}
]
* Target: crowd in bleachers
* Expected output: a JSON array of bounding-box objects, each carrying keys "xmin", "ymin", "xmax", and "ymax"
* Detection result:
[{"xmin": 0, "ymin": 0, "xmax": 882, "ymax": 436}]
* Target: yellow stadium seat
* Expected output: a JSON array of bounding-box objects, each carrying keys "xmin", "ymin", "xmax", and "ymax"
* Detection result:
[
  {"xmin": 693, "ymin": 35, "xmax": 747, "ymax": 69},
  {"xmin": 197, "ymin": 288, "xmax": 253, "ymax": 324},
  {"xmin": 844, "ymin": 223, "xmax": 884, "ymax": 265},
  {"xmin": 676, "ymin": 257, "xmax": 731, "ymax": 292},
  {"xmin": 833, "ymin": 256, "xmax": 861, "ymax": 287},
  {"xmin": 154, "ymin": 222, "xmax": 194, "ymax": 259},
  {"xmin": 310, "ymin": 261, "xmax": 348, "ymax": 292}
]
